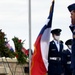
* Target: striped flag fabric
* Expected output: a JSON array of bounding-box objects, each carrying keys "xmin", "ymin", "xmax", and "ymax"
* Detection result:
[
  {"xmin": 30, "ymin": 0, "xmax": 55, "ymax": 75},
  {"xmin": 22, "ymin": 47, "xmax": 29, "ymax": 56},
  {"xmin": 5, "ymin": 41, "xmax": 14, "ymax": 52}
]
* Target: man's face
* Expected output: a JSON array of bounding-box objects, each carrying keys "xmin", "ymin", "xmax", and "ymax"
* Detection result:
[
  {"xmin": 70, "ymin": 10, "xmax": 75, "ymax": 25},
  {"xmin": 52, "ymin": 34, "xmax": 60, "ymax": 41}
]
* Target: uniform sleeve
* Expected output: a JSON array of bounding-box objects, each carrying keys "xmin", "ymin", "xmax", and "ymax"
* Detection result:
[{"xmin": 70, "ymin": 25, "xmax": 75, "ymax": 69}]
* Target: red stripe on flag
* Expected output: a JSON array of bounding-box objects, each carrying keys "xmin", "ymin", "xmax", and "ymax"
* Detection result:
[{"xmin": 30, "ymin": 35, "xmax": 47, "ymax": 75}]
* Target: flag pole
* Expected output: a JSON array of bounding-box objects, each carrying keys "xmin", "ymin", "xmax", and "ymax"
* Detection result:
[{"xmin": 28, "ymin": 0, "xmax": 31, "ymax": 74}]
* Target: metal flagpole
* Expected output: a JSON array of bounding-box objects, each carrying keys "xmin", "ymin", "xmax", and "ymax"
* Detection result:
[{"xmin": 28, "ymin": 0, "xmax": 31, "ymax": 75}]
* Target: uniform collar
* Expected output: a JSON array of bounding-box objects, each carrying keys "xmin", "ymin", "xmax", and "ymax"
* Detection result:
[
  {"xmin": 54, "ymin": 40, "xmax": 59, "ymax": 44},
  {"xmin": 70, "ymin": 24, "xmax": 75, "ymax": 27},
  {"xmin": 68, "ymin": 48, "xmax": 72, "ymax": 53}
]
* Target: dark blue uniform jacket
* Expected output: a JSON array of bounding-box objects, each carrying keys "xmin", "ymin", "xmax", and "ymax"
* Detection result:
[{"xmin": 48, "ymin": 40, "xmax": 64, "ymax": 75}]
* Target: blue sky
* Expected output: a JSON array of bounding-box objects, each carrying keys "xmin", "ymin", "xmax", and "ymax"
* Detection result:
[{"xmin": 0, "ymin": 0, "xmax": 75, "ymax": 50}]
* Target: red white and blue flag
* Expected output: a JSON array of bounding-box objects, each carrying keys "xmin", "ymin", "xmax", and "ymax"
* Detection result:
[
  {"xmin": 22, "ymin": 47, "xmax": 29, "ymax": 56},
  {"xmin": 5, "ymin": 41, "xmax": 14, "ymax": 52},
  {"xmin": 30, "ymin": 0, "xmax": 55, "ymax": 75}
]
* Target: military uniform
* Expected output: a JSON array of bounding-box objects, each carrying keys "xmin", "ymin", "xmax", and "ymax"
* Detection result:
[
  {"xmin": 48, "ymin": 29, "xmax": 64, "ymax": 75},
  {"xmin": 62, "ymin": 39, "xmax": 72, "ymax": 75},
  {"xmin": 69, "ymin": 25, "xmax": 75, "ymax": 75},
  {"xmin": 68, "ymin": 3, "xmax": 75, "ymax": 75}
]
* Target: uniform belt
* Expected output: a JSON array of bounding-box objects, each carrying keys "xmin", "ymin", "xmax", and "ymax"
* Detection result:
[
  {"xmin": 67, "ymin": 61, "xmax": 71, "ymax": 64},
  {"xmin": 50, "ymin": 57, "xmax": 61, "ymax": 61}
]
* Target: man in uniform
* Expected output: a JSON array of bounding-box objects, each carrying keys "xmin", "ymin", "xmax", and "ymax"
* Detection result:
[
  {"xmin": 67, "ymin": 3, "xmax": 75, "ymax": 75},
  {"xmin": 62, "ymin": 39, "xmax": 72, "ymax": 75},
  {"xmin": 48, "ymin": 28, "xmax": 64, "ymax": 75}
]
